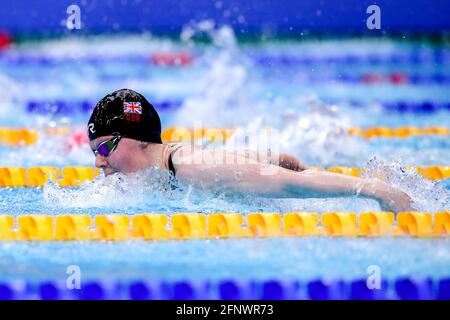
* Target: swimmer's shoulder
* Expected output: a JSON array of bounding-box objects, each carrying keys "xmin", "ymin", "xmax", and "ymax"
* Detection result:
[
  {"xmin": 161, "ymin": 142, "xmax": 197, "ymax": 174},
  {"xmin": 163, "ymin": 142, "xmax": 185, "ymax": 153}
]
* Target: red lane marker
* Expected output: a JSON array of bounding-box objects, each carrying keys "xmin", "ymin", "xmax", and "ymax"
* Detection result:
[
  {"xmin": 362, "ymin": 72, "xmax": 409, "ymax": 85},
  {"xmin": 0, "ymin": 31, "xmax": 13, "ymax": 49},
  {"xmin": 150, "ymin": 53, "xmax": 194, "ymax": 66},
  {"xmin": 389, "ymin": 72, "xmax": 409, "ymax": 84}
]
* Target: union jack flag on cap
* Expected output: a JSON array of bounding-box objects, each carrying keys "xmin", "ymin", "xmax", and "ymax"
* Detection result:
[{"xmin": 123, "ymin": 101, "xmax": 142, "ymax": 114}]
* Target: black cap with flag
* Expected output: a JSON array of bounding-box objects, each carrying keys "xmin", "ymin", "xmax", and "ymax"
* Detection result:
[{"xmin": 87, "ymin": 88, "xmax": 162, "ymax": 143}]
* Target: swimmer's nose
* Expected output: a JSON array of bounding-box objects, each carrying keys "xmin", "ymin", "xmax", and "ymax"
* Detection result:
[{"xmin": 95, "ymin": 154, "xmax": 108, "ymax": 169}]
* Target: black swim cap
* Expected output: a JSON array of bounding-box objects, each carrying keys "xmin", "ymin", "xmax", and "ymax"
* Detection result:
[{"xmin": 87, "ymin": 88, "xmax": 162, "ymax": 143}]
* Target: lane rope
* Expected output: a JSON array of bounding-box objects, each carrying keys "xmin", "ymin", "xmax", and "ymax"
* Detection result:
[
  {"xmin": 18, "ymin": 100, "xmax": 450, "ymax": 115},
  {"xmin": 0, "ymin": 212, "xmax": 448, "ymax": 240}
]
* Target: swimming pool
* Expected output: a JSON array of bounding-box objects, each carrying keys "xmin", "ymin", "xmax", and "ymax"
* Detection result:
[{"xmin": 0, "ymin": 26, "xmax": 449, "ymax": 300}]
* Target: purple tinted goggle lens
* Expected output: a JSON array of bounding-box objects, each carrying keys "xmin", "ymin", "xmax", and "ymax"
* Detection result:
[{"xmin": 93, "ymin": 134, "xmax": 122, "ymax": 157}]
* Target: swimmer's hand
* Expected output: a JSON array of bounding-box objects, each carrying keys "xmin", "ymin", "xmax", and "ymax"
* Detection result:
[{"xmin": 376, "ymin": 182, "xmax": 413, "ymax": 213}]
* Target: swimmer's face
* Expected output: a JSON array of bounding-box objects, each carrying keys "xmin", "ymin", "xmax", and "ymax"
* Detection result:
[{"xmin": 90, "ymin": 135, "xmax": 148, "ymax": 176}]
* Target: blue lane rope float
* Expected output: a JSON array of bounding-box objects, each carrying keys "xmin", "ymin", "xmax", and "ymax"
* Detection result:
[
  {"xmin": 0, "ymin": 277, "xmax": 448, "ymax": 300},
  {"xmin": 380, "ymin": 101, "xmax": 450, "ymax": 113},
  {"xmin": 252, "ymin": 51, "xmax": 450, "ymax": 66},
  {"xmin": 0, "ymin": 212, "xmax": 449, "ymax": 241},
  {"xmin": 2, "ymin": 50, "xmax": 449, "ymax": 66},
  {"xmin": 0, "ymin": 52, "xmax": 194, "ymax": 66},
  {"xmin": 23, "ymin": 99, "xmax": 450, "ymax": 115},
  {"xmin": 26, "ymin": 99, "xmax": 182, "ymax": 114}
]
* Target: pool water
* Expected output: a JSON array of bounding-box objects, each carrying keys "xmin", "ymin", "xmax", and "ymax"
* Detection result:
[{"xmin": 0, "ymin": 25, "xmax": 449, "ymax": 296}]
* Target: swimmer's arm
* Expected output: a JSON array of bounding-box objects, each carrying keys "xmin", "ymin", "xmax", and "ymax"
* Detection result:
[
  {"xmin": 173, "ymin": 150, "xmax": 412, "ymax": 212},
  {"xmin": 273, "ymin": 171, "xmax": 411, "ymax": 212}
]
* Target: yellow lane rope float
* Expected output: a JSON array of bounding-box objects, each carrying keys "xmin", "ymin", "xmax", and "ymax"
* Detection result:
[
  {"xmin": 0, "ymin": 126, "xmax": 449, "ymax": 146},
  {"xmin": 347, "ymin": 127, "xmax": 449, "ymax": 139},
  {"xmin": 0, "ymin": 212, "xmax": 448, "ymax": 241},
  {"xmin": 0, "ymin": 165, "xmax": 448, "ymax": 187}
]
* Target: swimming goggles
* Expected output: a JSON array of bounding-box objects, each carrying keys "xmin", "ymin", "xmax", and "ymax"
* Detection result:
[{"xmin": 93, "ymin": 133, "xmax": 122, "ymax": 157}]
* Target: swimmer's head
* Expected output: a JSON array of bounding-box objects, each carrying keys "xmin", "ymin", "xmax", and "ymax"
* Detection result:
[
  {"xmin": 87, "ymin": 88, "xmax": 162, "ymax": 144},
  {"xmin": 87, "ymin": 89, "xmax": 162, "ymax": 175}
]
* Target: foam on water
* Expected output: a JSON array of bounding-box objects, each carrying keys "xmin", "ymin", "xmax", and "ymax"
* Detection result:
[
  {"xmin": 362, "ymin": 157, "xmax": 450, "ymax": 212},
  {"xmin": 43, "ymin": 167, "xmax": 181, "ymax": 210}
]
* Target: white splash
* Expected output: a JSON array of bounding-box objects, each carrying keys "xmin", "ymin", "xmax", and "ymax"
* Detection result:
[
  {"xmin": 43, "ymin": 167, "xmax": 180, "ymax": 209},
  {"xmin": 225, "ymin": 101, "xmax": 369, "ymax": 166},
  {"xmin": 175, "ymin": 21, "xmax": 258, "ymax": 127},
  {"xmin": 362, "ymin": 157, "xmax": 449, "ymax": 212}
]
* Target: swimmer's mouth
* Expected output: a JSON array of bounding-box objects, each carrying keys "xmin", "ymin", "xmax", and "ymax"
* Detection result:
[{"xmin": 103, "ymin": 169, "xmax": 119, "ymax": 177}]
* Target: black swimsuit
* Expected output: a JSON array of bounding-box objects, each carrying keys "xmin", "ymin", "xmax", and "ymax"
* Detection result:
[
  {"xmin": 168, "ymin": 151, "xmax": 176, "ymax": 176},
  {"xmin": 166, "ymin": 144, "xmax": 184, "ymax": 176}
]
